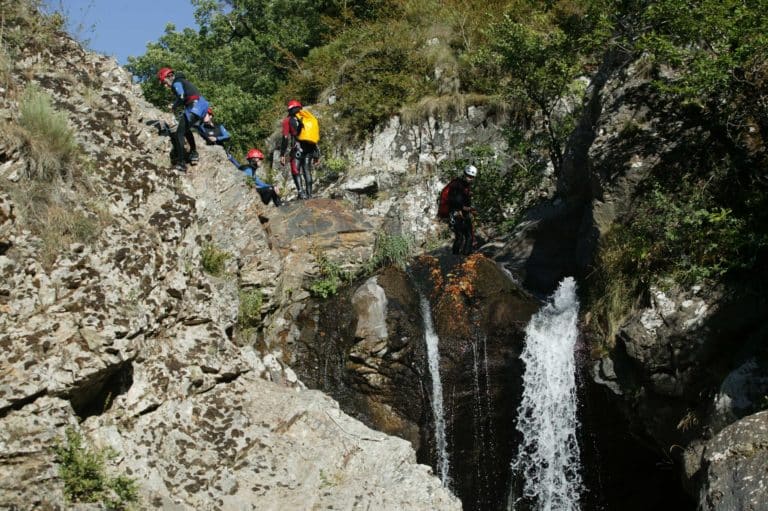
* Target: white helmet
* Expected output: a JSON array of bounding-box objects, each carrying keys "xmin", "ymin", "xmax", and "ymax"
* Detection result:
[{"xmin": 464, "ymin": 165, "xmax": 478, "ymax": 177}]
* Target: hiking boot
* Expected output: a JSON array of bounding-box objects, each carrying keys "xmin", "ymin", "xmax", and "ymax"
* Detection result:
[
  {"xmin": 174, "ymin": 164, "xmax": 187, "ymax": 173},
  {"xmin": 188, "ymin": 151, "xmax": 200, "ymax": 165}
]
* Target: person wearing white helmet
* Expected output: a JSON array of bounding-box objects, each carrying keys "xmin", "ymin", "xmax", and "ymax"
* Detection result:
[{"xmin": 446, "ymin": 164, "xmax": 478, "ymax": 255}]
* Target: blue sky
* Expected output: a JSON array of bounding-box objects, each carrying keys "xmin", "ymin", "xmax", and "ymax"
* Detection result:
[{"xmin": 43, "ymin": 0, "xmax": 198, "ymax": 64}]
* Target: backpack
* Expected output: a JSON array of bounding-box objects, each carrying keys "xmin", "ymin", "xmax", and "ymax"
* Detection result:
[
  {"xmin": 296, "ymin": 109, "xmax": 320, "ymax": 144},
  {"xmin": 437, "ymin": 180, "xmax": 456, "ymax": 219}
]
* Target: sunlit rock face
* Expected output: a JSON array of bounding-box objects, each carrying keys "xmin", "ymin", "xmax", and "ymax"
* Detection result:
[{"xmin": 0, "ymin": 11, "xmax": 459, "ymax": 510}]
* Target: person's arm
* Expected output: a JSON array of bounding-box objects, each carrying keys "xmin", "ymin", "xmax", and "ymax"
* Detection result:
[
  {"xmin": 252, "ymin": 175, "xmax": 270, "ymax": 188},
  {"xmin": 289, "ymin": 116, "xmax": 302, "ymax": 138},
  {"xmin": 227, "ymin": 153, "xmax": 241, "ymax": 169},
  {"xmin": 171, "ymin": 82, "xmax": 185, "ymax": 110},
  {"xmin": 279, "ymin": 117, "xmax": 290, "ymax": 165}
]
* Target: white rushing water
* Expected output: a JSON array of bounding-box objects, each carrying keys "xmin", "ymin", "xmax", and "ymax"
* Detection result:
[
  {"xmin": 420, "ymin": 294, "xmax": 451, "ymax": 486},
  {"xmin": 509, "ymin": 277, "xmax": 583, "ymax": 511}
]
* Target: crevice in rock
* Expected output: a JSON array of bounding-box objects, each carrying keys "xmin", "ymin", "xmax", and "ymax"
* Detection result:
[
  {"xmin": 197, "ymin": 371, "xmax": 246, "ymax": 395},
  {"xmin": 0, "ymin": 389, "xmax": 48, "ymax": 419},
  {"xmin": 0, "ymin": 241, "xmax": 11, "ymax": 255},
  {"xmin": 215, "ymin": 371, "xmax": 244, "ymax": 384},
  {"xmin": 137, "ymin": 403, "xmax": 160, "ymax": 417},
  {"xmin": 69, "ymin": 361, "xmax": 134, "ymax": 421}
]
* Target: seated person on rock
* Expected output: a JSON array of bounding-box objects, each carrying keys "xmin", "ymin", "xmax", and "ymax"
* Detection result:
[
  {"xmin": 197, "ymin": 108, "xmax": 231, "ymax": 146},
  {"xmin": 227, "ymin": 148, "xmax": 282, "ymax": 207}
]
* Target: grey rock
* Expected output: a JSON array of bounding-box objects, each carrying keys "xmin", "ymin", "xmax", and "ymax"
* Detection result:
[{"xmin": 696, "ymin": 411, "xmax": 768, "ymax": 511}]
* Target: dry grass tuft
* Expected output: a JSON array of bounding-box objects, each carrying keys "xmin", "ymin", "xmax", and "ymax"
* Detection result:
[
  {"xmin": 18, "ymin": 84, "xmax": 79, "ymax": 181},
  {"xmin": 4, "ymin": 178, "xmax": 110, "ymax": 268},
  {"xmin": 399, "ymin": 93, "xmax": 513, "ymax": 126}
]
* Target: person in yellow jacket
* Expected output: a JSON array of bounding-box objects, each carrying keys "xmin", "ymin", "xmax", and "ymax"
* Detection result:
[{"xmin": 279, "ymin": 100, "xmax": 320, "ymax": 199}]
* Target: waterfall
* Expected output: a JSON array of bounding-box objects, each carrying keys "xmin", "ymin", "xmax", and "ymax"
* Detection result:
[
  {"xmin": 420, "ymin": 294, "xmax": 451, "ymax": 486},
  {"xmin": 509, "ymin": 277, "xmax": 582, "ymax": 511}
]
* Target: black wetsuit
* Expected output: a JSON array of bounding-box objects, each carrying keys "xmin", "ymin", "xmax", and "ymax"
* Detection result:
[
  {"xmin": 280, "ymin": 110, "xmax": 319, "ymax": 198},
  {"xmin": 170, "ymin": 74, "xmax": 206, "ymax": 166},
  {"xmin": 446, "ymin": 177, "xmax": 474, "ymax": 255}
]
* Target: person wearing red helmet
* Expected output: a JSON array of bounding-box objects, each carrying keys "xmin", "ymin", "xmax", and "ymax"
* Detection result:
[
  {"xmin": 279, "ymin": 99, "xmax": 320, "ymax": 199},
  {"xmin": 157, "ymin": 67, "xmax": 209, "ymax": 172},
  {"xmin": 225, "ymin": 148, "xmax": 282, "ymax": 207}
]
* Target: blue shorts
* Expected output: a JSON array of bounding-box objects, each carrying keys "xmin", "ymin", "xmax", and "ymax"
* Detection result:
[{"xmin": 186, "ymin": 97, "xmax": 209, "ymax": 122}]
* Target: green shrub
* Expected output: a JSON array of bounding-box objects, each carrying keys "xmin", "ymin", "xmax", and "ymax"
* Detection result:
[
  {"xmin": 200, "ymin": 243, "xmax": 230, "ymax": 276},
  {"xmin": 0, "ymin": 46, "xmax": 12, "ymax": 90},
  {"xmin": 625, "ymin": 180, "xmax": 760, "ymax": 285},
  {"xmin": 53, "ymin": 427, "xmax": 139, "ymax": 509},
  {"xmin": 318, "ymin": 155, "xmax": 348, "ymax": 183},
  {"xmin": 586, "ymin": 169, "xmax": 767, "ymax": 351},
  {"xmin": 238, "ymin": 288, "xmax": 263, "ymax": 328},
  {"xmin": 309, "ymin": 254, "xmax": 349, "ymax": 299},
  {"xmin": 18, "ymin": 84, "xmax": 79, "ymax": 180},
  {"xmin": 366, "ymin": 232, "xmax": 413, "ymax": 272}
]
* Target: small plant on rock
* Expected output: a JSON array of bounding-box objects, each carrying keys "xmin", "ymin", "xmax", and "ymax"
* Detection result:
[
  {"xmin": 238, "ymin": 288, "xmax": 263, "ymax": 329},
  {"xmin": 53, "ymin": 427, "xmax": 139, "ymax": 510},
  {"xmin": 365, "ymin": 232, "xmax": 413, "ymax": 272},
  {"xmin": 318, "ymin": 155, "xmax": 348, "ymax": 183},
  {"xmin": 18, "ymin": 84, "xmax": 79, "ymax": 181},
  {"xmin": 200, "ymin": 242, "xmax": 231, "ymax": 276},
  {"xmin": 309, "ymin": 253, "xmax": 349, "ymax": 299}
]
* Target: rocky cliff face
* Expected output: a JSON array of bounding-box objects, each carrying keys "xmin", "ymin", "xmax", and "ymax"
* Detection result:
[
  {"xmin": 291, "ymin": 254, "xmax": 541, "ymax": 510},
  {"xmin": 0, "ymin": 18, "xmax": 459, "ymax": 511},
  {"xmin": 491, "ymin": 47, "xmax": 768, "ymax": 509}
]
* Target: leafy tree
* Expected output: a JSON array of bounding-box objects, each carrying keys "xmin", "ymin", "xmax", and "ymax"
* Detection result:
[
  {"xmin": 638, "ymin": 0, "xmax": 768, "ymax": 172},
  {"xmin": 480, "ymin": 0, "xmax": 614, "ymax": 175}
]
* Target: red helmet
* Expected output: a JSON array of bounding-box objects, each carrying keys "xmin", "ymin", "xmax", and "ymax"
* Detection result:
[
  {"xmin": 206, "ymin": 107, "xmax": 213, "ymax": 116},
  {"xmin": 246, "ymin": 149, "xmax": 264, "ymax": 160},
  {"xmin": 287, "ymin": 99, "xmax": 302, "ymax": 110},
  {"xmin": 157, "ymin": 67, "xmax": 173, "ymax": 82}
]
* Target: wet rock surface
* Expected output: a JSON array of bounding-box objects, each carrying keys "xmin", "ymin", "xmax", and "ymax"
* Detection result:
[{"xmin": 295, "ymin": 254, "xmax": 540, "ymax": 510}]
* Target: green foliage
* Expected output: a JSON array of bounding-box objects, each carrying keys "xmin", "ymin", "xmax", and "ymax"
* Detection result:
[
  {"xmin": 0, "ymin": 0, "xmax": 67, "ymax": 54},
  {"xmin": 309, "ymin": 253, "xmax": 349, "ymax": 299},
  {"xmin": 18, "ymin": 84, "xmax": 79, "ymax": 180},
  {"xmin": 238, "ymin": 288, "xmax": 263, "ymax": 328},
  {"xmin": 53, "ymin": 427, "xmax": 139, "ymax": 509},
  {"xmin": 636, "ymin": 0, "xmax": 768, "ymax": 166},
  {"xmin": 478, "ymin": 1, "xmax": 613, "ymax": 173},
  {"xmin": 588, "ymin": 162, "xmax": 767, "ymax": 348},
  {"xmin": 366, "ymin": 232, "xmax": 413, "ymax": 272},
  {"xmin": 319, "ymin": 155, "xmax": 348, "ymax": 183},
  {"xmin": 0, "ymin": 45, "xmax": 12, "ymax": 90},
  {"xmin": 288, "ymin": 20, "xmax": 433, "ymax": 139},
  {"xmin": 621, "ymin": 179, "xmax": 762, "ymax": 285},
  {"xmin": 200, "ymin": 242, "xmax": 230, "ymax": 276},
  {"xmin": 439, "ymin": 144, "xmax": 543, "ymax": 231}
]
